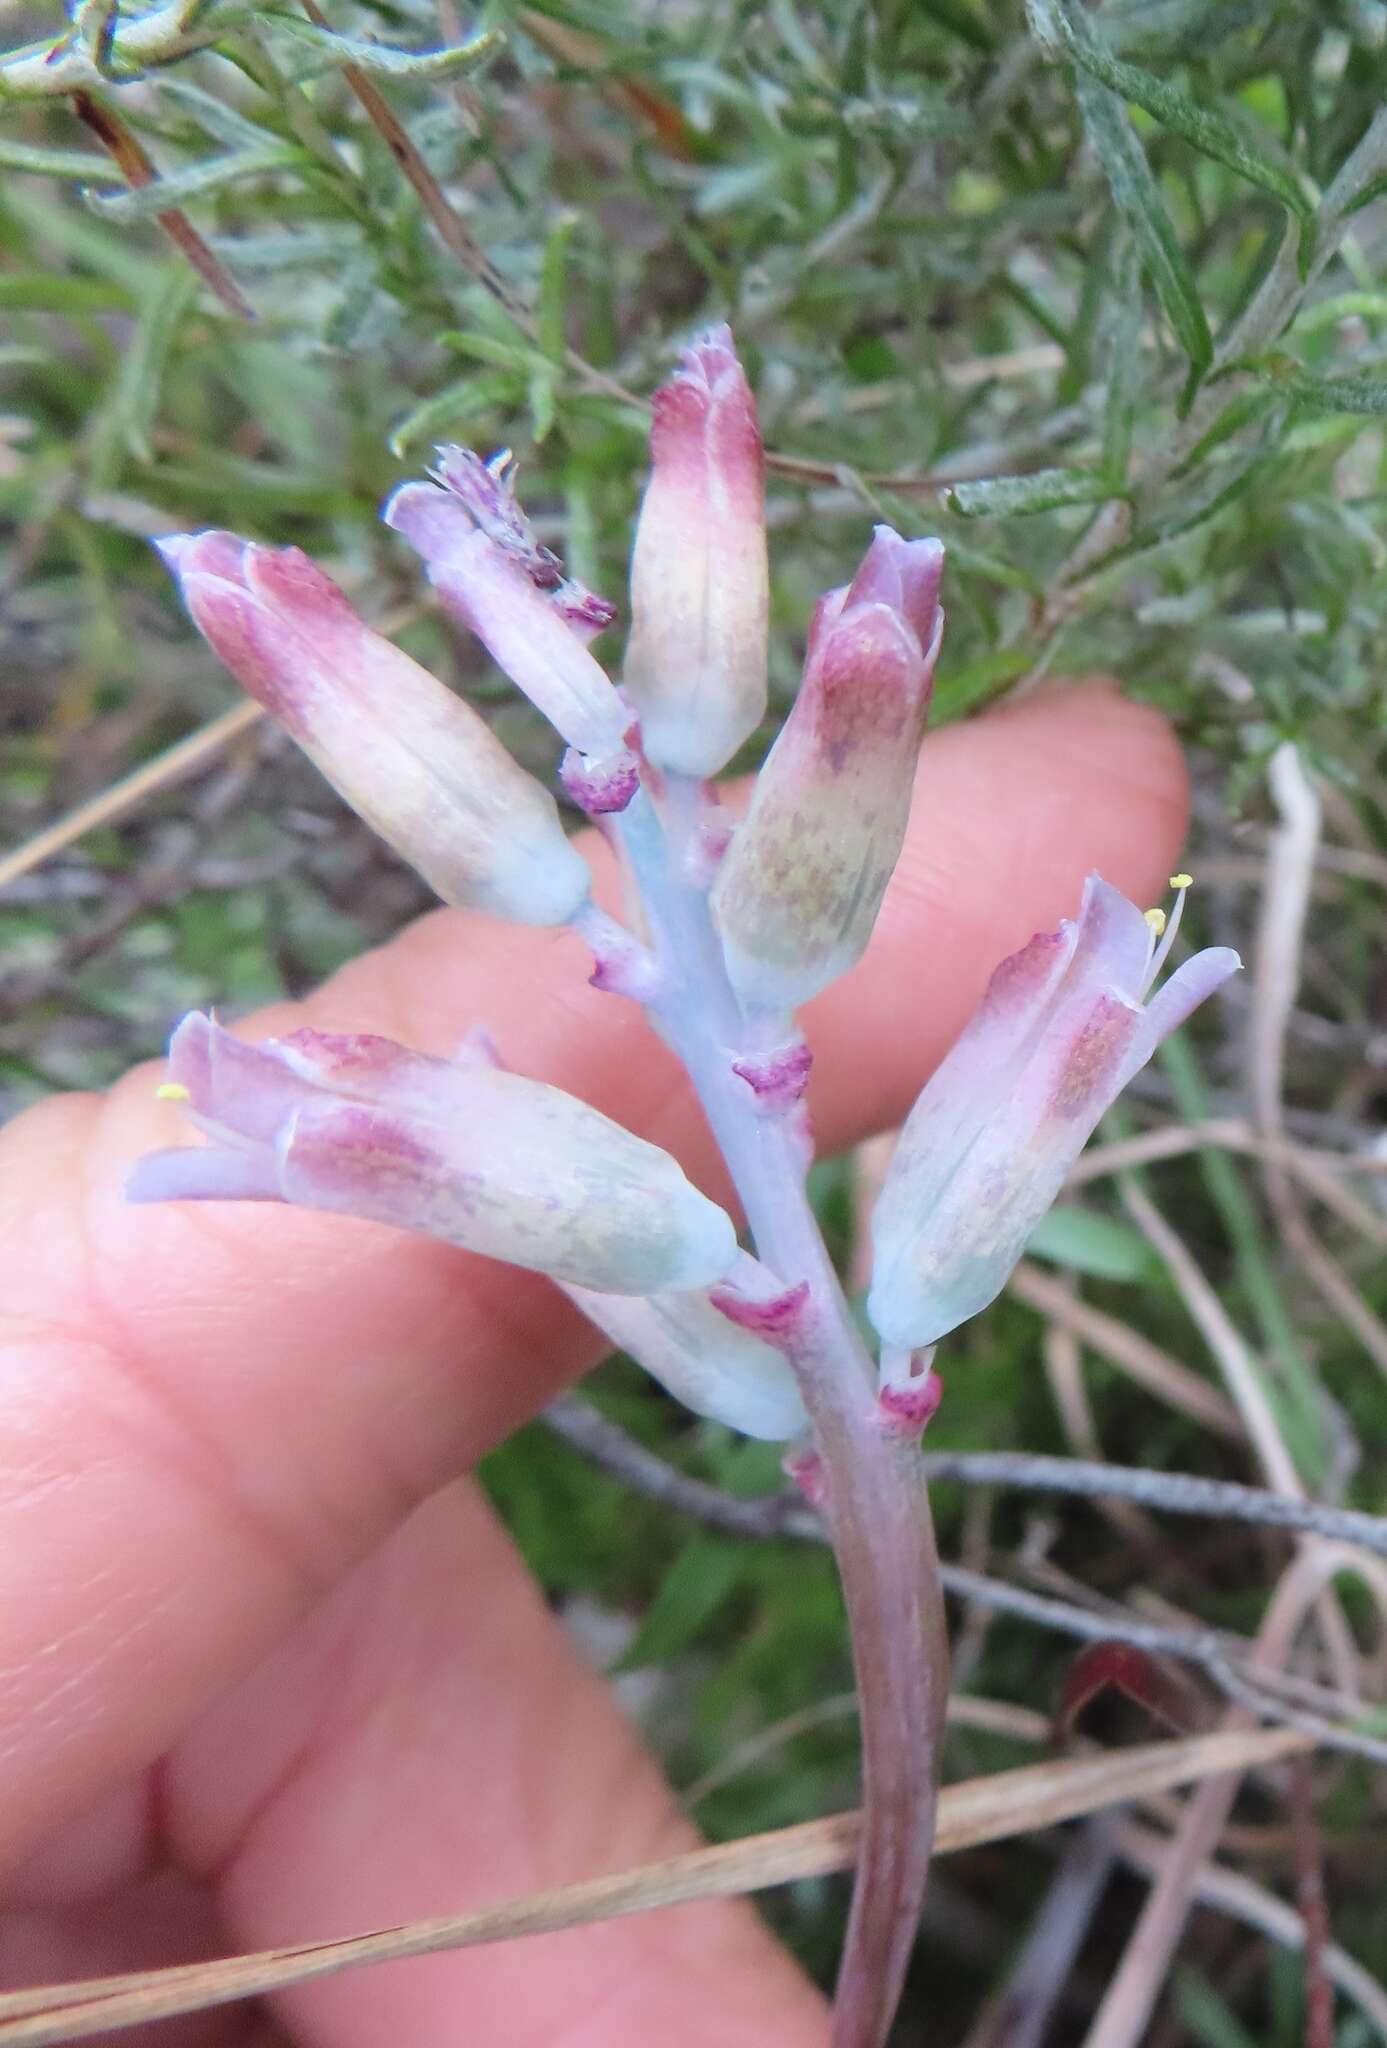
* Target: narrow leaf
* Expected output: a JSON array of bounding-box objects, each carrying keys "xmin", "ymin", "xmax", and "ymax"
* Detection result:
[
  {"xmin": 538, "ymin": 211, "xmax": 578, "ymax": 362},
  {"xmin": 84, "ymin": 142, "xmax": 307, "ymax": 221},
  {"xmin": 387, "ymin": 371, "xmax": 515, "ymax": 457},
  {"xmin": 1025, "ymin": 1206, "xmax": 1153, "ymax": 1282},
  {"xmin": 617, "ymin": 1535, "xmax": 743, "ymax": 1670},
  {"xmin": 930, "ymin": 649, "xmax": 1032, "ymax": 722},
  {"xmin": 1073, "ymin": 70, "xmax": 1212, "ymax": 377},
  {"xmin": 0, "ymin": 273, "xmax": 136, "ymax": 313},
  {"xmin": 947, "ymin": 466, "xmax": 1117, "ymax": 517},
  {"xmin": 1041, "ymin": 0, "xmax": 1308, "ymax": 218},
  {"xmin": 1270, "ymin": 366, "xmax": 1387, "ymax": 417},
  {"xmin": 1291, "ymin": 290, "xmax": 1387, "ymax": 337},
  {"xmin": 153, "ymin": 76, "xmax": 288, "ymax": 152},
  {"xmin": 438, "ymin": 329, "xmax": 553, "ymax": 375},
  {"xmin": 0, "ymin": 137, "xmax": 111, "ymax": 178},
  {"xmin": 87, "ymin": 262, "xmax": 198, "ymax": 484},
  {"xmin": 263, "ymin": 15, "xmax": 502, "ymax": 79},
  {"xmin": 1102, "ymin": 237, "xmax": 1144, "ymax": 483}
]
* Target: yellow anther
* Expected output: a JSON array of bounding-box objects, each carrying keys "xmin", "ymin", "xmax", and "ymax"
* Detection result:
[
  {"xmin": 1169, "ymin": 872, "xmax": 1193, "ymax": 891},
  {"xmin": 155, "ymin": 1081, "xmax": 191, "ymax": 1102},
  {"xmin": 1144, "ymin": 907, "xmax": 1167, "ymax": 936}
]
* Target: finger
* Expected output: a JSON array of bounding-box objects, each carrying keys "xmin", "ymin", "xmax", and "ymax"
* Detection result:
[
  {"xmin": 0, "ymin": 1867, "xmax": 250, "ymax": 2046},
  {"xmin": 0, "ymin": 683, "xmax": 1187, "ymax": 1868},
  {"xmin": 169, "ymin": 1479, "xmax": 829, "ymax": 2048}
]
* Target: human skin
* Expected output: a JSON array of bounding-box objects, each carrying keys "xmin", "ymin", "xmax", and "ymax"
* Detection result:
[{"xmin": 0, "ymin": 681, "xmax": 1187, "ymax": 2046}]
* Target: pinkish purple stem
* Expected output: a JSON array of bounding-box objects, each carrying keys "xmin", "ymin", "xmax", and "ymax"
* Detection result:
[{"xmin": 612, "ymin": 777, "xmax": 949, "ymax": 2048}]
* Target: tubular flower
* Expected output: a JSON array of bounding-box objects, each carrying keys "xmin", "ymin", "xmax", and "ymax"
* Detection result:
[
  {"xmin": 157, "ymin": 532, "xmax": 591, "ymax": 927},
  {"xmin": 427, "ymin": 445, "xmax": 616, "ymax": 642},
  {"xmin": 564, "ymin": 1284, "xmax": 808, "ymax": 1442},
  {"xmin": 623, "ymin": 324, "xmax": 769, "ymax": 778},
  {"xmin": 712, "ymin": 526, "xmax": 944, "ymax": 1013},
  {"xmin": 867, "ymin": 876, "xmax": 1240, "ymax": 1349},
  {"xmin": 130, "ymin": 1015, "xmax": 739, "ymax": 1297},
  {"xmin": 383, "ymin": 471, "xmax": 630, "ymax": 763}
]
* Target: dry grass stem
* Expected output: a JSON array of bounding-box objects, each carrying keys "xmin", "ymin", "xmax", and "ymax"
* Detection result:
[
  {"xmin": 1116, "ymin": 1822, "xmax": 1387, "ymax": 2042},
  {"xmin": 1078, "ymin": 1545, "xmax": 1370, "ymax": 2048},
  {"xmin": 1007, "ymin": 1262, "xmax": 1242, "ymax": 1437},
  {"xmin": 0, "ymin": 701, "xmax": 266, "ymax": 896},
  {"xmin": 0, "ymin": 1729, "xmax": 1314, "ymax": 2046}
]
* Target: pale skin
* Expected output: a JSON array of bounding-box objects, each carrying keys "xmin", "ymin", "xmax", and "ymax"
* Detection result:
[{"xmin": 0, "ymin": 682, "xmax": 1187, "ymax": 2046}]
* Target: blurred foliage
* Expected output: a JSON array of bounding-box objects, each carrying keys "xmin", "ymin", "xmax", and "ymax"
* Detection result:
[{"xmin": 4, "ymin": 0, "xmax": 1387, "ymax": 2037}]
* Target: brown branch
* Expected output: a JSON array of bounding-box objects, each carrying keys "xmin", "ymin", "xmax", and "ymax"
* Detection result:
[
  {"xmin": 71, "ymin": 92, "xmax": 255, "ymax": 321},
  {"xmin": 1288, "ymin": 1760, "xmax": 1336, "ymax": 2048}
]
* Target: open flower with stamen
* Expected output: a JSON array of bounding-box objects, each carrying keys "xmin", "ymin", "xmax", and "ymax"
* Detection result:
[
  {"xmin": 712, "ymin": 525, "xmax": 944, "ymax": 1013},
  {"xmin": 867, "ymin": 876, "xmax": 1240, "ymax": 1349},
  {"xmin": 622, "ymin": 323, "xmax": 769, "ymax": 777},
  {"xmin": 157, "ymin": 532, "xmax": 591, "ymax": 927},
  {"xmin": 130, "ymin": 1015, "xmax": 739, "ymax": 1296}
]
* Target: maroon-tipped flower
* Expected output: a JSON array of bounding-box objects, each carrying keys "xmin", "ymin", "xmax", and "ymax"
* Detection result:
[
  {"xmin": 429, "ymin": 447, "xmax": 617, "ymax": 642},
  {"xmin": 867, "ymin": 876, "xmax": 1241, "ymax": 1348},
  {"xmin": 712, "ymin": 525, "xmax": 944, "ymax": 1012},
  {"xmin": 157, "ymin": 532, "xmax": 591, "ymax": 928},
  {"xmin": 623, "ymin": 324, "xmax": 769, "ymax": 778},
  {"xmin": 131, "ymin": 1015, "xmax": 739, "ymax": 1296},
  {"xmin": 384, "ymin": 474, "xmax": 631, "ymax": 764}
]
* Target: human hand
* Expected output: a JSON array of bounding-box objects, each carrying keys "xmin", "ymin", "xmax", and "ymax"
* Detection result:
[{"xmin": 0, "ymin": 682, "xmax": 1185, "ymax": 2047}]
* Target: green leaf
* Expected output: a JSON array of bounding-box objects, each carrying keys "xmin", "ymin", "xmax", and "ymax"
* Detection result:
[
  {"xmin": 2, "ymin": 180, "xmax": 159, "ymax": 287},
  {"xmin": 915, "ymin": 0, "xmax": 994, "ymax": 50},
  {"xmin": 1291, "ymin": 289, "xmax": 1387, "ymax": 336},
  {"xmin": 84, "ymin": 142, "xmax": 308, "ymax": 222},
  {"xmin": 153, "ymin": 76, "xmax": 288, "ymax": 153},
  {"xmin": 1033, "ymin": 0, "xmax": 1308, "ymax": 218},
  {"xmin": 1102, "ymin": 237, "xmax": 1144, "ymax": 483},
  {"xmin": 86, "ymin": 261, "xmax": 199, "ymax": 484},
  {"xmin": 1173, "ymin": 1971, "xmax": 1262, "ymax": 2048},
  {"xmin": 932, "ymin": 531, "xmax": 1042, "ymax": 595},
  {"xmin": 262, "ymin": 14, "xmax": 502, "ymax": 80},
  {"xmin": 528, "ymin": 368, "xmax": 557, "ymax": 442},
  {"xmin": 387, "ymin": 370, "xmax": 515, "ymax": 457},
  {"xmin": 930, "ymin": 648, "xmax": 1031, "ymax": 721},
  {"xmin": 201, "ymin": 226, "xmax": 363, "ymax": 274},
  {"xmin": 1025, "ymin": 1206, "xmax": 1154, "ymax": 1282},
  {"xmin": 439, "ymin": 329, "xmax": 553, "ymax": 376},
  {"xmin": 0, "ymin": 272, "xmax": 136, "ymax": 312},
  {"xmin": 0, "ymin": 136, "xmax": 112, "ymax": 179},
  {"xmin": 617, "ymin": 1535, "xmax": 743, "ymax": 1671},
  {"xmin": 1267, "ymin": 364, "xmax": 1387, "ymax": 416},
  {"xmin": 1072, "ymin": 70, "xmax": 1212, "ymax": 378},
  {"xmin": 538, "ymin": 211, "xmax": 578, "ymax": 363},
  {"xmin": 946, "ymin": 466, "xmax": 1117, "ymax": 516}
]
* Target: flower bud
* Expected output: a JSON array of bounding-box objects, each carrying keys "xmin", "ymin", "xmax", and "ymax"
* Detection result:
[
  {"xmin": 564, "ymin": 1284, "xmax": 807, "ymax": 1441},
  {"xmin": 712, "ymin": 527, "xmax": 944, "ymax": 1013},
  {"xmin": 129, "ymin": 1015, "xmax": 739, "ymax": 1297},
  {"xmin": 384, "ymin": 479, "xmax": 630, "ymax": 760},
  {"xmin": 623, "ymin": 324, "xmax": 769, "ymax": 777},
  {"xmin": 867, "ymin": 876, "xmax": 1240, "ymax": 1348},
  {"xmin": 157, "ymin": 532, "xmax": 590, "ymax": 928}
]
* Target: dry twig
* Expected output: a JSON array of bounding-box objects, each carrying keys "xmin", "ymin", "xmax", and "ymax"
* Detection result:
[{"xmin": 0, "ymin": 1728, "xmax": 1315, "ymax": 2046}]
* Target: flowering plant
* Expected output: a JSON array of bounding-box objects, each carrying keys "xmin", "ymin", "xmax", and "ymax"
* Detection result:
[{"xmin": 136, "ymin": 327, "xmax": 1236, "ymax": 2048}]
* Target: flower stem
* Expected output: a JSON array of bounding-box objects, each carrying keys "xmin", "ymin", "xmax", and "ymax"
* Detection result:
[{"xmin": 615, "ymin": 780, "xmax": 950, "ymax": 2047}]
